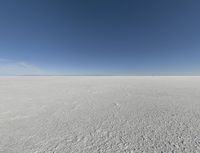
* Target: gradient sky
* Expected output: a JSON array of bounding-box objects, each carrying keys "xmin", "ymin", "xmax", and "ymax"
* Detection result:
[{"xmin": 0, "ymin": 0, "xmax": 200, "ymax": 75}]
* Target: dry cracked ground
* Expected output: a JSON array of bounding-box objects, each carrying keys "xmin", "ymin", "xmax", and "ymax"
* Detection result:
[{"xmin": 0, "ymin": 76, "xmax": 200, "ymax": 153}]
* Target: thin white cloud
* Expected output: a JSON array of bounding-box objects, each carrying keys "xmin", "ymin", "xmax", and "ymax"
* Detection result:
[
  {"xmin": 0, "ymin": 60, "xmax": 47, "ymax": 75},
  {"xmin": 0, "ymin": 58, "xmax": 11, "ymax": 62}
]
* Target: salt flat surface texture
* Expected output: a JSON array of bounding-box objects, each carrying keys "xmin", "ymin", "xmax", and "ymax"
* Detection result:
[{"xmin": 0, "ymin": 76, "xmax": 200, "ymax": 153}]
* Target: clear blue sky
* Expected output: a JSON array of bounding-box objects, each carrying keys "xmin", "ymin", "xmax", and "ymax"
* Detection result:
[{"xmin": 0, "ymin": 0, "xmax": 200, "ymax": 75}]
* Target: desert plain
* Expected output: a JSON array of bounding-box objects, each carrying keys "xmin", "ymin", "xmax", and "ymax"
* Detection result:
[{"xmin": 0, "ymin": 76, "xmax": 200, "ymax": 153}]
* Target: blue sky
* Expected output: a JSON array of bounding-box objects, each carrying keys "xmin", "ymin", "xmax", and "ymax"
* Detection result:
[{"xmin": 0, "ymin": 0, "xmax": 200, "ymax": 75}]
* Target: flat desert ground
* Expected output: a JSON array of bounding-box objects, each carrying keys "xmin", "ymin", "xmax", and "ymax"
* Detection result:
[{"xmin": 0, "ymin": 76, "xmax": 200, "ymax": 153}]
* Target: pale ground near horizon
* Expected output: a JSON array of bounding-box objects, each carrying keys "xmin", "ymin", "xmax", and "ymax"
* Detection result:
[{"xmin": 0, "ymin": 76, "xmax": 200, "ymax": 153}]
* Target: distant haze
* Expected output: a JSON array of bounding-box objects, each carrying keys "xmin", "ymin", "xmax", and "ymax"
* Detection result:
[{"xmin": 0, "ymin": 0, "xmax": 200, "ymax": 75}]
